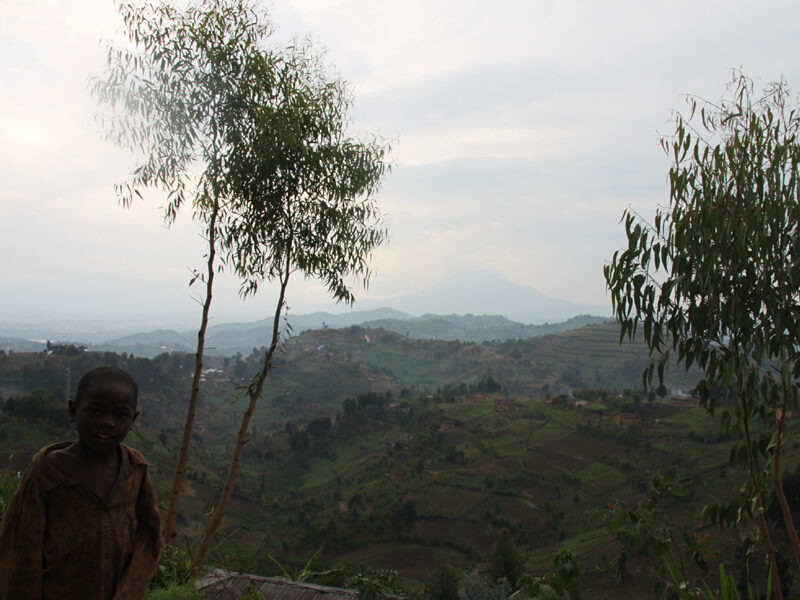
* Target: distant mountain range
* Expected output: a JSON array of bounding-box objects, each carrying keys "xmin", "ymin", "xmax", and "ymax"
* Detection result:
[
  {"xmin": 1, "ymin": 312, "xmax": 605, "ymax": 358},
  {"xmin": 1, "ymin": 270, "xmax": 611, "ymax": 356},
  {"xmin": 358, "ymin": 313, "xmax": 610, "ymax": 343},
  {"xmin": 333, "ymin": 270, "xmax": 610, "ymax": 323}
]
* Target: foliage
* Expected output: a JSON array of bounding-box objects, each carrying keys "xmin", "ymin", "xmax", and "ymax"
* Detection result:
[
  {"xmin": 218, "ymin": 43, "xmax": 389, "ymax": 304},
  {"xmin": 262, "ymin": 547, "xmax": 344, "ymax": 584},
  {"xmin": 515, "ymin": 550, "xmax": 580, "ymax": 600},
  {"xmin": 146, "ymin": 582, "xmax": 204, "ymax": 600},
  {"xmin": 94, "ymin": 0, "xmax": 282, "ymax": 220},
  {"xmin": 603, "ymin": 71, "xmax": 800, "ymax": 597},
  {"xmin": 346, "ymin": 565, "xmax": 406, "ymax": 600},
  {"xmin": 609, "ymin": 473, "xmax": 721, "ymax": 595},
  {"xmin": 426, "ymin": 559, "xmax": 462, "ymax": 600},
  {"xmin": 0, "ymin": 472, "xmax": 21, "ymax": 521},
  {"xmin": 45, "ymin": 340, "xmax": 85, "ymax": 355},
  {"xmin": 490, "ymin": 527, "xmax": 525, "ymax": 588},
  {"xmin": 2, "ymin": 391, "xmax": 70, "ymax": 431},
  {"xmin": 149, "ymin": 545, "xmax": 193, "ymax": 591},
  {"xmin": 664, "ymin": 563, "xmax": 771, "ymax": 600},
  {"xmin": 458, "ymin": 571, "xmax": 511, "ymax": 600}
]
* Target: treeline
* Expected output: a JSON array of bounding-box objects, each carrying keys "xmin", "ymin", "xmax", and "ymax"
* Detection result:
[
  {"xmin": 280, "ymin": 379, "xmax": 505, "ymax": 460},
  {"xmin": 0, "ymin": 349, "xmax": 196, "ymax": 396},
  {"xmin": 0, "ymin": 390, "xmax": 69, "ymax": 432}
]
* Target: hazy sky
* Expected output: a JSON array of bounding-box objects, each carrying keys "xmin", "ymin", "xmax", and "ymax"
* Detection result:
[{"xmin": 2, "ymin": 0, "xmax": 800, "ymax": 329}]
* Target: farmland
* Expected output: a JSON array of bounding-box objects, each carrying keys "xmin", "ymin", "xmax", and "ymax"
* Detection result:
[{"xmin": 0, "ymin": 323, "xmax": 797, "ymax": 597}]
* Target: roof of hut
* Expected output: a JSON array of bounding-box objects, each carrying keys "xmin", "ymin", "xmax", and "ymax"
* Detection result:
[{"xmin": 196, "ymin": 569, "xmax": 360, "ymax": 600}]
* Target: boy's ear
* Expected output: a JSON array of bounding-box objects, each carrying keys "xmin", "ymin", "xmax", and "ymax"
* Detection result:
[
  {"xmin": 68, "ymin": 400, "xmax": 76, "ymax": 421},
  {"xmin": 132, "ymin": 410, "xmax": 140, "ymax": 424}
]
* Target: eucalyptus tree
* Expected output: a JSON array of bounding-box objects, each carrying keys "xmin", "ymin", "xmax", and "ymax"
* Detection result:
[
  {"xmin": 93, "ymin": 0, "xmax": 390, "ymax": 568},
  {"xmin": 190, "ymin": 43, "xmax": 389, "ymax": 575},
  {"xmin": 604, "ymin": 72, "xmax": 800, "ymax": 597},
  {"xmin": 94, "ymin": 0, "xmax": 287, "ymax": 547}
]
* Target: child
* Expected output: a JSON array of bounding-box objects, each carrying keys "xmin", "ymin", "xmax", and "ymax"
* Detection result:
[{"xmin": 0, "ymin": 366, "xmax": 162, "ymax": 600}]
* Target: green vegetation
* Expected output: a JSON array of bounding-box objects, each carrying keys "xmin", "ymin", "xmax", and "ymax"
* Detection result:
[
  {"xmin": 0, "ymin": 472, "xmax": 20, "ymax": 521},
  {"xmin": 146, "ymin": 583, "xmax": 204, "ymax": 600},
  {"xmin": 489, "ymin": 528, "xmax": 524, "ymax": 587},
  {"xmin": 3, "ymin": 325, "xmax": 796, "ymax": 598}
]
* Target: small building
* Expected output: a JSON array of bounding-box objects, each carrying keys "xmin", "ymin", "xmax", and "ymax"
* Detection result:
[
  {"xmin": 494, "ymin": 398, "xmax": 519, "ymax": 412},
  {"xmin": 547, "ymin": 394, "xmax": 572, "ymax": 406},
  {"xmin": 614, "ymin": 413, "xmax": 642, "ymax": 425},
  {"xmin": 667, "ymin": 394, "xmax": 696, "ymax": 405}
]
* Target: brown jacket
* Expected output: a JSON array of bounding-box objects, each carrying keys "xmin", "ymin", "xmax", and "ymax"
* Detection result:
[{"xmin": 0, "ymin": 442, "xmax": 162, "ymax": 600}]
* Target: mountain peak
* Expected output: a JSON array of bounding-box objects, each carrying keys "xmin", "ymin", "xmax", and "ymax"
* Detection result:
[{"xmin": 354, "ymin": 270, "xmax": 608, "ymax": 324}]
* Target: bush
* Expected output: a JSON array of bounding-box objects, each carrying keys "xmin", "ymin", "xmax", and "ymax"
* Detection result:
[
  {"xmin": 0, "ymin": 472, "xmax": 21, "ymax": 520},
  {"xmin": 458, "ymin": 571, "xmax": 510, "ymax": 600},
  {"xmin": 146, "ymin": 583, "xmax": 203, "ymax": 600},
  {"xmin": 426, "ymin": 560, "xmax": 461, "ymax": 600},
  {"xmin": 149, "ymin": 545, "xmax": 192, "ymax": 592}
]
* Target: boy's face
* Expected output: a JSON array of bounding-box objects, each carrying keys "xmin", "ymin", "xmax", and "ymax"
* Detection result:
[{"xmin": 68, "ymin": 382, "xmax": 139, "ymax": 454}]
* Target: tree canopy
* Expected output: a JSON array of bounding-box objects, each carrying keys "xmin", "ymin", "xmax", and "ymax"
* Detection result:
[
  {"xmin": 94, "ymin": 0, "xmax": 388, "ymax": 303},
  {"xmin": 219, "ymin": 42, "xmax": 388, "ymax": 304},
  {"xmin": 94, "ymin": 0, "xmax": 281, "ymax": 221},
  {"xmin": 490, "ymin": 527, "xmax": 524, "ymax": 587}
]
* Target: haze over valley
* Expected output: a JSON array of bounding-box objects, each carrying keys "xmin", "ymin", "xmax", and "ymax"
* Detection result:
[{"xmin": 0, "ymin": 271, "xmax": 611, "ymax": 356}]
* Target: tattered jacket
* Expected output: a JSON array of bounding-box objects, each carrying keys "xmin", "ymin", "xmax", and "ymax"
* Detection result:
[{"xmin": 0, "ymin": 442, "xmax": 162, "ymax": 600}]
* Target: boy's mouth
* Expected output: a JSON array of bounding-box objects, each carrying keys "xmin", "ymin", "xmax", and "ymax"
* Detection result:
[{"xmin": 95, "ymin": 433, "xmax": 115, "ymax": 441}]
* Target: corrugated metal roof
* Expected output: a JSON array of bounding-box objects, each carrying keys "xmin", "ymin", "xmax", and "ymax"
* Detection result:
[{"xmin": 196, "ymin": 569, "xmax": 361, "ymax": 600}]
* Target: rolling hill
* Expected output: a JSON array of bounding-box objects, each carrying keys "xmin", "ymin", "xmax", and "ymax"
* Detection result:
[{"xmin": 1, "ymin": 322, "xmax": 774, "ymax": 599}]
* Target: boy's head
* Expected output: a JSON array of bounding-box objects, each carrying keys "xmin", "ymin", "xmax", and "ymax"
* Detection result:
[{"xmin": 69, "ymin": 367, "xmax": 139, "ymax": 453}]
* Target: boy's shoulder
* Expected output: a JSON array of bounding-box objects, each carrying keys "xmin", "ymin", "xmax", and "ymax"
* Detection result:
[
  {"xmin": 28, "ymin": 443, "xmax": 150, "ymax": 485},
  {"xmin": 34, "ymin": 442, "xmax": 149, "ymax": 464},
  {"xmin": 32, "ymin": 441, "xmax": 73, "ymax": 470},
  {"xmin": 14, "ymin": 442, "xmax": 75, "ymax": 494},
  {"xmin": 120, "ymin": 444, "xmax": 150, "ymax": 467}
]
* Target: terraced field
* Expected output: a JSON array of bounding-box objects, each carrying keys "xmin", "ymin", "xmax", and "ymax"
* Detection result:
[{"xmin": 2, "ymin": 324, "xmax": 793, "ymax": 598}]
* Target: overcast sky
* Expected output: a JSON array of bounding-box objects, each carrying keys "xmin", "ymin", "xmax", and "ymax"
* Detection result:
[{"xmin": 2, "ymin": 0, "xmax": 800, "ymax": 330}]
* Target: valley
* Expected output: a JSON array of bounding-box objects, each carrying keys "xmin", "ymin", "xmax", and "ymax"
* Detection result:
[{"xmin": 0, "ymin": 322, "xmax": 796, "ymax": 598}]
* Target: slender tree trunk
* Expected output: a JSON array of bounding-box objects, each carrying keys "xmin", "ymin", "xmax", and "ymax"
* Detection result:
[
  {"xmin": 165, "ymin": 201, "xmax": 219, "ymax": 546},
  {"xmin": 190, "ymin": 262, "xmax": 291, "ymax": 576},
  {"xmin": 742, "ymin": 397, "xmax": 783, "ymax": 600},
  {"xmin": 773, "ymin": 377, "xmax": 800, "ymax": 570}
]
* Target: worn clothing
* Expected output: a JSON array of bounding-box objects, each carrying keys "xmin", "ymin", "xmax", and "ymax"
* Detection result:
[{"xmin": 0, "ymin": 442, "xmax": 162, "ymax": 600}]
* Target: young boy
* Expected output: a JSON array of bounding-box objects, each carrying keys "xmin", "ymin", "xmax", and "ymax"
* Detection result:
[{"xmin": 0, "ymin": 366, "xmax": 162, "ymax": 600}]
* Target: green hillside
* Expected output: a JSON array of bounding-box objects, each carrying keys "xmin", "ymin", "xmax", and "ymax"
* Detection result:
[
  {"xmin": 270, "ymin": 322, "xmax": 700, "ymax": 396},
  {"xmin": 0, "ymin": 324, "xmax": 795, "ymax": 598}
]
